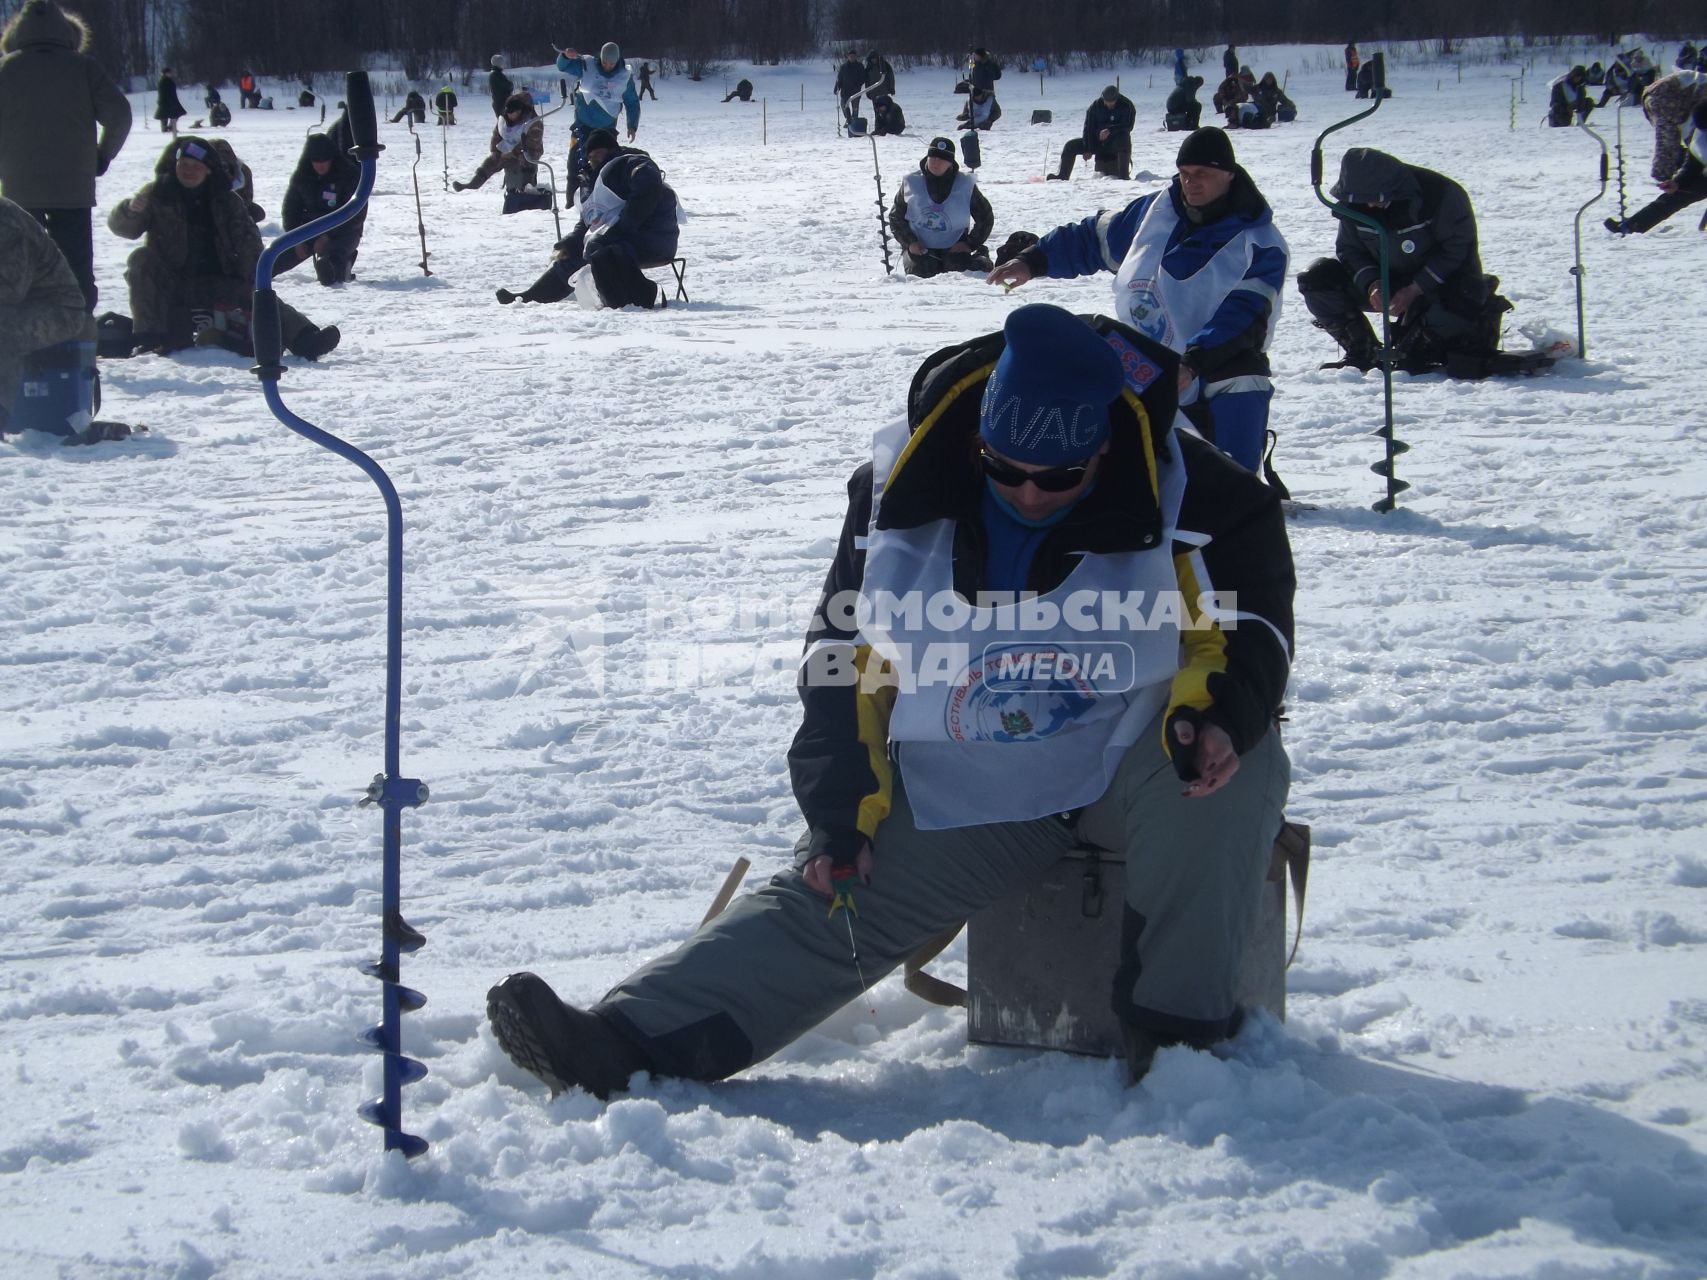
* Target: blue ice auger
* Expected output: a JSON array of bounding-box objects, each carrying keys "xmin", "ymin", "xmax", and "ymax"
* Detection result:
[
  {"xmin": 1309, "ymin": 53, "xmax": 1409, "ymax": 514},
  {"xmin": 1571, "ymin": 120, "xmax": 1610, "ymax": 359},
  {"xmin": 249, "ymin": 71, "xmax": 431, "ymax": 1160}
]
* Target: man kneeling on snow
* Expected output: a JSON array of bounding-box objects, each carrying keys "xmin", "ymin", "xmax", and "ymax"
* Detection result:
[
  {"xmin": 488, "ymin": 304, "xmax": 1295, "ymax": 1096},
  {"xmin": 889, "ymin": 135, "xmax": 994, "ymax": 277},
  {"xmin": 494, "ymin": 128, "xmax": 677, "ymax": 310}
]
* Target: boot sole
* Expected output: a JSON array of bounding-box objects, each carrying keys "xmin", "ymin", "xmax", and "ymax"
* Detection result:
[{"xmin": 487, "ymin": 981, "xmax": 572, "ymax": 1096}]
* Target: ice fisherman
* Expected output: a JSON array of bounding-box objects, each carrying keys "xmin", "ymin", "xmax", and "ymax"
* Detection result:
[
  {"xmin": 1296, "ymin": 147, "xmax": 1499, "ymax": 374},
  {"xmin": 1606, "ymin": 100, "xmax": 1707, "ymax": 234},
  {"xmin": 556, "ymin": 40, "xmax": 639, "ymax": 186},
  {"xmin": 108, "ymin": 136, "xmax": 340, "ymax": 358},
  {"xmin": 1049, "ymin": 85, "xmax": 1136, "ymax": 180},
  {"xmin": 988, "ymin": 128, "xmax": 1289, "ymax": 476},
  {"xmin": 834, "ymin": 51, "xmax": 865, "ymax": 127},
  {"xmin": 277, "ymin": 131, "xmax": 364, "ymax": 285},
  {"xmin": 488, "ymin": 302, "xmax": 1296, "ymax": 1095},
  {"xmin": 452, "ymin": 90, "xmax": 544, "ymax": 197},
  {"xmin": 889, "ymin": 136, "xmax": 993, "ymax": 277},
  {"xmin": 493, "ymin": 128, "xmax": 677, "ymax": 311}
]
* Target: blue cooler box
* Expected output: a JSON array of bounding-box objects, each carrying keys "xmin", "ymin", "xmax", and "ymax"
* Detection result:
[{"xmin": 11, "ymin": 340, "xmax": 96, "ymax": 439}]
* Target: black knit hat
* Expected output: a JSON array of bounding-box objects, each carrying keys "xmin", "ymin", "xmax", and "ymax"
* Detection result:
[
  {"xmin": 1176, "ymin": 126, "xmax": 1236, "ymax": 171},
  {"xmin": 925, "ymin": 135, "xmax": 956, "ymax": 164},
  {"xmin": 1101, "ymin": 85, "xmax": 1120, "ymax": 100},
  {"xmin": 584, "ymin": 127, "xmax": 619, "ymax": 154},
  {"xmin": 302, "ymin": 132, "xmax": 338, "ymax": 163}
]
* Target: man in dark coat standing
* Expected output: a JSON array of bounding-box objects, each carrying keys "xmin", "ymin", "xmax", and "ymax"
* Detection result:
[
  {"xmin": 488, "ymin": 56, "xmax": 513, "ymax": 115},
  {"xmin": 968, "ymin": 48, "xmax": 1001, "ymax": 95},
  {"xmin": 834, "ymin": 51, "xmax": 864, "ymax": 126},
  {"xmin": 1049, "ymin": 85, "xmax": 1135, "ymax": 179},
  {"xmin": 494, "ymin": 129, "xmax": 678, "ymax": 311},
  {"xmin": 864, "ymin": 51, "xmax": 896, "ymax": 102},
  {"xmin": 0, "ymin": 0, "xmax": 132, "ymax": 312},
  {"xmin": 1297, "ymin": 147, "xmax": 1491, "ymax": 372},
  {"xmin": 155, "ymin": 66, "xmax": 185, "ymax": 133}
]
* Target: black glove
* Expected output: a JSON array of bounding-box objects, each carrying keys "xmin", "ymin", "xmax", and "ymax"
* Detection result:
[
  {"xmin": 96, "ymin": 156, "xmax": 110, "ymax": 177},
  {"xmin": 1163, "ymin": 707, "xmax": 1204, "ymax": 782}
]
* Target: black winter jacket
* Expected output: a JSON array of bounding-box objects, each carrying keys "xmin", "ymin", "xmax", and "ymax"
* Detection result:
[
  {"xmin": 835, "ymin": 59, "xmax": 865, "ymax": 100},
  {"xmin": 787, "ymin": 318, "xmax": 1295, "ymax": 862},
  {"xmin": 864, "ymin": 56, "xmax": 896, "ymax": 99},
  {"xmin": 1166, "ymin": 77, "xmax": 1203, "ymax": 116},
  {"xmin": 579, "ymin": 146, "xmax": 679, "ymax": 244},
  {"xmin": 1331, "ymin": 148, "xmax": 1486, "ymax": 311},
  {"xmin": 282, "ymin": 151, "xmax": 361, "ymax": 233},
  {"xmin": 1082, "ymin": 93, "xmax": 1136, "ymax": 147},
  {"xmin": 488, "ymin": 68, "xmax": 513, "ymax": 114}
]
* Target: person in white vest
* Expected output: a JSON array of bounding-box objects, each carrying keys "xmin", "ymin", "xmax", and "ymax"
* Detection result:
[
  {"xmin": 486, "ymin": 304, "xmax": 1296, "ymax": 1097},
  {"xmin": 987, "ymin": 128, "xmax": 1289, "ymax": 476},
  {"xmin": 452, "ymin": 91, "xmax": 544, "ymax": 195},
  {"xmin": 556, "ymin": 39, "xmax": 639, "ymax": 186},
  {"xmin": 493, "ymin": 128, "xmax": 678, "ymax": 309},
  {"xmin": 887, "ymin": 136, "xmax": 994, "ymax": 278}
]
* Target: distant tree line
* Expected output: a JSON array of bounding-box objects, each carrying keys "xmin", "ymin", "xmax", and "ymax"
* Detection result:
[{"xmin": 3, "ymin": 0, "xmax": 1697, "ymax": 87}]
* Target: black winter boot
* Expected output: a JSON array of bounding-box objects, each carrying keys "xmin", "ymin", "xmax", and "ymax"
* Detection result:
[
  {"xmin": 516, "ymin": 265, "xmax": 573, "ymax": 305},
  {"xmin": 1313, "ymin": 319, "xmax": 1378, "ymax": 372},
  {"xmin": 487, "ymin": 972, "xmax": 653, "ymax": 1099},
  {"xmin": 287, "ymin": 324, "xmax": 341, "ymax": 360},
  {"xmin": 1120, "ymin": 1021, "xmax": 1163, "ymax": 1085}
]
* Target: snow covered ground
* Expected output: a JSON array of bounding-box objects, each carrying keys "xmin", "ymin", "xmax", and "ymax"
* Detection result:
[{"xmin": 3, "ymin": 42, "xmax": 1706, "ymax": 1279}]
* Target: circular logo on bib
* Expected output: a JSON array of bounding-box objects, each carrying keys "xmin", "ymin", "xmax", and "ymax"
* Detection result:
[
  {"xmin": 1123, "ymin": 279, "xmax": 1171, "ymax": 345},
  {"xmin": 944, "ymin": 643, "xmax": 1099, "ymax": 743},
  {"xmin": 1400, "ymin": 238, "xmax": 1417, "ymax": 255}
]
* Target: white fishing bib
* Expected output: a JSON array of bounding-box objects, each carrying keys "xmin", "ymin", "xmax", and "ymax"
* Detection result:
[
  {"xmin": 577, "ymin": 169, "xmax": 626, "ymax": 236},
  {"xmin": 902, "ymin": 172, "xmax": 976, "ymax": 249},
  {"xmin": 577, "ymin": 67, "xmax": 631, "ymax": 122},
  {"xmin": 1111, "ymin": 192, "xmax": 1285, "ymax": 354},
  {"xmin": 859, "ymin": 419, "xmax": 1187, "ymax": 829},
  {"xmin": 496, "ymin": 114, "xmax": 534, "ymax": 155}
]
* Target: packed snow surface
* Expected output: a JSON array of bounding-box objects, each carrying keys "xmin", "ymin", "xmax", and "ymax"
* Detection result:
[{"xmin": 2, "ymin": 44, "xmax": 1705, "ymax": 1279}]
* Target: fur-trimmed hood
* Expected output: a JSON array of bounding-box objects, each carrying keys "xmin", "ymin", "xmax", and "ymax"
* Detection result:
[{"xmin": 1, "ymin": 1, "xmax": 90, "ymax": 55}]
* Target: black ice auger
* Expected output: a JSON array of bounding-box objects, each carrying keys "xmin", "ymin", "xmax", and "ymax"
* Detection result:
[{"xmin": 1310, "ymin": 53, "xmax": 1411, "ymax": 513}]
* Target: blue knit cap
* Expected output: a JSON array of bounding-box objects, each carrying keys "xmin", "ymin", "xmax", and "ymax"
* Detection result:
[{"xmin": 978, "ymin": 305, "xmax": 1122, "ymax": 464}]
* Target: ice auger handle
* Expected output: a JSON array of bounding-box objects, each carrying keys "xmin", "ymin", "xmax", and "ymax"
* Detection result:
[
  {"xmin": 251, "ymin": 287, "xmax": 283, "ymax": 375},
  {"xmin": 346, "ymin": 71, "xmax": 378, "ymax": 152}
]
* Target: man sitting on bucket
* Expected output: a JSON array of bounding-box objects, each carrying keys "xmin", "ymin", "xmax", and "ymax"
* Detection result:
[{"xmin": 488, "ymin": 303, "xmax": 1296, "ymax": 1096}]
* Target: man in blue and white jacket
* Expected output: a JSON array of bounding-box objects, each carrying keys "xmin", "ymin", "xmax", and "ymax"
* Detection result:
[
  {"xmin": 989, "ymin": 127, "xmax": 1288, "ymax": 476},
  {"xmin": 556, "ymin": 40, "xmax": 640, "ymax": 184}
]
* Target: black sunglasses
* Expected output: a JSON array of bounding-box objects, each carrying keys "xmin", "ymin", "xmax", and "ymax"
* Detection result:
[{"xmin": 979, "ymin": 450, "xmax": 1092, "ymax": 492}]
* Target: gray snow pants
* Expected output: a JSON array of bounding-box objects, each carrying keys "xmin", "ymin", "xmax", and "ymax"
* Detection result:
[{"xmin": 599, "ymin": 712, "xmax": 1290, "ymax": 1081}]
